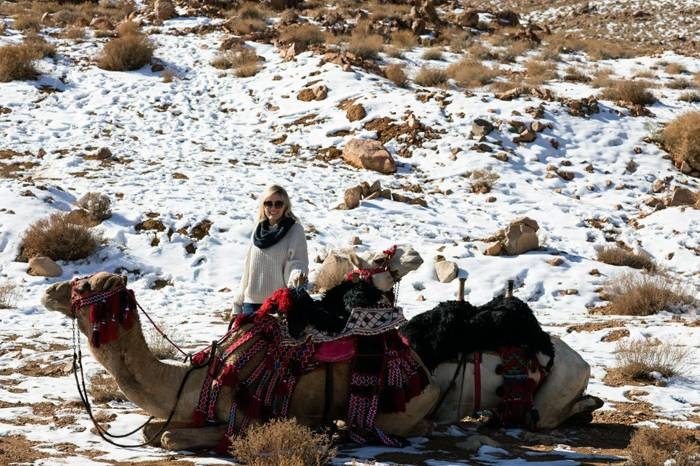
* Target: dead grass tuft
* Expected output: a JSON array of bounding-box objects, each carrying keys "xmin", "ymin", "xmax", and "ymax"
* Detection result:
[
  {"xmin": 211, "ymin": 46, "xmax": 261, "ymax": 77},
  {"xmin": 661, "ymin": 111, "xmax": 700, "ymax": 171},
  {"xmin": 524, "ymin": 58, "xmax": 557, "ymax": 85},
  {"xmin": 421, "ymin": 47, "xmax": 443, "ymax": 61},
  {"xmin": 229, "ymin": 418, "xmax": 335, "ymax": 466},
  {"xmin": 600, "ymin": 80, "xmax": 655, "ymax": 106},
  {"xmin": 414, "ymin": 66, "xmax": 448, "ymax": 88},
  {"xmin": 21, "ymin": 212, "xmax": 99, "ymax": 261},
  {"xmin": 596, "ymin": 245, "xmax": 655, "ymax": 271},
  {"xmin": 545, "ymin": 35, "xmax": 638, "ymax": 60},
  {"xmin": 627, "ymin": 426, "xmax": 700, "ymax": 466},
  {"xmin": 666, "ymin": 78, "xmax": 693, "ymax": 90},
  {"xmin": 0, "ymin": 43, "xmax": 38, "ymax": 82},
  {"xmin": 467, "ymin": 43, "xmax": 496, "ymax": 60},
  {"xmin": 347, "ymin": 32, "xmax": 383, "ymax": 60},
  {"xmin": 664, "ymin": 62, "xmax": 686, "ymax": 75},
  {"xmin": 615, "ymin": 339, "xmax": 692, "ymax": 381},
  {"xmin": 447, "ymin": 58, "xmax": 497, "ymax": 88},
  {"xmin": 0, "ymin": 281, "xmax": 19, "ymax": 309},
  {"xmin": 678, "ymin": 91, "xmax": 700, "ymax": 103},
  {"xmin": 89, "ymin": 372, "xmax": 127, "ymax": 403},
  {"xmin": 469, "ymin": 169, "xmax": 500, "ymax": 194},
  {"xmin": 278, "ymin": 23, "xmax": 326, "ymax": 48},
  {"xmin": 144, "ymin": 320, "xmax": 182, "ymax": 360},
  {"xmin": 389, "ymin": 29, "xmax": 417, "ymax": 50},
  {"xmin": 226, "ymin": 17, "xmax": 267, "ymax": 35},
  {"xmin": 384, "ymin": 63, "xmax": 407, "ymax": 88},
  {"xmin": 97, "ymin": 24, "xmax": 154, "ymax": 71},
  {"xmin": 601, "ymin": 272, "xmax": 696, "ymax": 316},
  {"xmin": 236, "ymin": 2, "xmax": 270, "ymax": 21},
  {"xmin": 562, "ymin": 65, "xmax": 590, "ymax": 83}
]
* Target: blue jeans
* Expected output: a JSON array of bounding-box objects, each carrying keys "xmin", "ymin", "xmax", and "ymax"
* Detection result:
[{"xmin": 241, "ymin": 303, "xmax": 261, "ymax": 316}]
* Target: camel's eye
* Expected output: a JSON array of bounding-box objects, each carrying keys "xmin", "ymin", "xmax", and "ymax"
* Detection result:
[{"xmin": 373, "ymin": 256, "xmax": 385, "ymax": 265}]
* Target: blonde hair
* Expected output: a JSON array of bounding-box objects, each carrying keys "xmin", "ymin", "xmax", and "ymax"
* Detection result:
[{"xmin": 256, "ymin": 185, "xmax": 299, "ymax": 223}]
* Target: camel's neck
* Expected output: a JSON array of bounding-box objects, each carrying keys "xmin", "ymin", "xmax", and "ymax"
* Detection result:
[{"xmin": 81, "ymin": 314, "xmax": 199, "ymax": 420}]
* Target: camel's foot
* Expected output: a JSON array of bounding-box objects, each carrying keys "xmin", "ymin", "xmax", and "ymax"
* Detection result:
[
  {"xmin": 160, "ymin": 425, "xmax": 227, "ymax": 451},
  {"xmin": 142, "ymin": 420, "xmax": 191, "ymax": 447}
]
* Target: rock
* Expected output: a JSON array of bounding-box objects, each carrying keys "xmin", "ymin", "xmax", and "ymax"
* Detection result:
[
  {"xmin": 297, "ymin": 88, "xmax": 316, "ymax": 101},
  {"xmin": 531, "ymin": 120, "xmax": 547, "ymax": 132},
  {"xmin": 471, "ymin": 118, "xmax": 494, "ymax": 138},
  {"xmin": 346, "ymin": 103, "xmax": 366, "ymax": 122},
  {"xmin": 435, "ymin": 260, "xmax": 458, "ymax": 283},
  {"xmin": 496, "ymin": 87, "xmax": 523, "ymax": 100},
  {"xmin": 154, "ymin": 0, "xmax": 176, "ymax": 21},
  {"xmin": 342, "ymin": 139, "xmax": 396, "ymax": 174},
  {"xmin": 456, "ymin": 10, "xmax": 479, "ymax": 28},
  {"xmin": 547, "ymin": 257, "xmax": 564, "ymax": 266},
  {"xmin": 313, "ymin": 84, "xmax": 328, "ymax": 100},
  {"xmin": 315, "ymin": 253, "xmax": 355, "ymax": 292},
  {"xmin": 350, "ymin": 236, "xmax": 362, "ymax": 245},
  {"xmin": 344, "ymin": 185, "xmax": 363, "ymax": 209},
  {"xmin": 651, "ymin": 179, "xmax": 667, "ymax": 193},
  {"xmin": 666, "ymin": 187, "xmax": 697, "ymax": 207},
  {"xmin": 503, "ymin": 217, "xmax": 539, "ymax": 255},
  {"xmin": 77, "ymin": 192, "xmax": 112, "ymax": 221},
  {"xmin": 90, "ymin": 17, "xmax": 114, "ymax": 31},
  {"xmin": 27, "ymin": 256, "xmax": 62, "ymax": 277},
  {"xmin": 94, "ymin": 147, "xmax": 112, "ymax": 159},
  {"xmin": 514, "ymin": 128, "xmax": 537, "ymax": 143}
]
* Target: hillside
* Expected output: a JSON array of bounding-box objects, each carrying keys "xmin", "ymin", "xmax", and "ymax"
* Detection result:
[{"xmin": 0, "ymin": 0, "xmax": 699, "ymax": 464}]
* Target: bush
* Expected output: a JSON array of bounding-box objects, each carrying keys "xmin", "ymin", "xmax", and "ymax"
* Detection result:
[
  {"xmin": 600, "ymin": 80, "xmax": 656, "ymax": 105},
  {"xmin": 414, "ymin": 66, "xmax": 448, "ymax": 88},
  {"xmin": 615, "ymin": 339, "xmax": 692, "ymax": 381},
  {"xmin": 77, "ymin": 192, "xmax": 112, "ymax": 221},
  {"xmin": 384, "ymin": 63, "xmax": 407, "ymax": 88},
  {"xmin": 97, "ymin": 25, "xmax": 154, "ymax": 71},
  {"xmin": 595, "ymin": 245, "xmax": 655, "ymax": 271},
  {"xmin": 0, "ymin": 281, "xmax": 18, "ymax": 309},
  {"xmin": 664, "ymin": 62, "xmax": 686, "ymax": 75},
  {"xmin": 230, "ymin": 418, "xmax": 335, "ymax": 466},
  {"xmin": 601, "ymin": 272, "xmax": 696, "ymax": 316},
  {"xmin": 278, "ymin": 24, "xmax": 326, "ymax": 48},
  {"xmin": 89, "ymin": 373, "xmax": 127, "ymax": 403},
  {"xmin": 347, "ymin": 33, "xmax": 383, "ymax": 60},
  {"xmin": 225, "ymin": 17, "xmax": 267, "ymax": 35},
  {"xmin": 421, "ymin": 47, "xmax": 443, "ymax": 61},
  {"xmin": 447, "ymin": 59, "xmax": 497, "ymax": 88},
  {"xmin": 145, "ymin": 320, "xmax": 182, "ymax": 360},
  {"xmin": 390, "ymin": 29, "xmax": 417, "ymax": 50},
  {"xmin": 627, "ymin": 426, "xmax": 700, "ymax": 466},
  {"xmin": 469, "ymin": 169, "xmax": 500, "ymax": 194},
  {"xmin": 662, "ymin": 111, "xmax": 700, "ymax": 172},
  {"xmin": 0, "ymin": 43, "xmax": 37, "ymax": 82},
  {"xmin": 21, "ymin": 212, "xmax": 99, "ymax": 261},
  {"xmin": 211, "ymin": 46, "xmax": 260, "ymax": 77},
  {"xmin": 679, "ymin": 91, "xmax": 700, "ymax": 103},
  {"xmin": 524, "ymin": 58, "xmax": 556, "ymax": 85}
]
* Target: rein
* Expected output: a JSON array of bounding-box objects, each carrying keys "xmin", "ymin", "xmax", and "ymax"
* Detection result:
[{"xmin": 69, "ymin": 277, "xmax": 215, "ymax": 447}]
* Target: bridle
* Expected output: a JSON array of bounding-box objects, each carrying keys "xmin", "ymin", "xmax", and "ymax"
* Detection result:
[{"xmin": 69, "ymin": 276, "xmax": 216, "ymax": 448}]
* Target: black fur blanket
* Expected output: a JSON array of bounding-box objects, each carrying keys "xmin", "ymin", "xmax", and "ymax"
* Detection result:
[{"xmin": 399, "ymin": 296, "xmax": 555, "ymax": 371}]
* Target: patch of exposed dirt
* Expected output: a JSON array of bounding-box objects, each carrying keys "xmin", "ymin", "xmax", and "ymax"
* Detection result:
[
  {"xmin": 0, "ymin": 435, "xmax": 47, "ymax": 465},
  {"xmin": 601, "ymin": 328, "xmax": 630, "ymax": 342},
  {"xmin": 603, "ymin": 367, "xmax": 668, "ymax": 388},
  {"xmin": 567, "ymin": 320, "xmax": 627, "ymax": 333}
]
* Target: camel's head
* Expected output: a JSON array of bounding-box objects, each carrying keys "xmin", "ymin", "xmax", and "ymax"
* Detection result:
[{"xmin": 42, "ymin": 272, "xmax": 127, "ymax": 318}]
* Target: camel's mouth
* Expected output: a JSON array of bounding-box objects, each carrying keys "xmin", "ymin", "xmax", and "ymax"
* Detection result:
[{"xmin": 41, "ymin": 280, "xmax": 73, "ymax": 316}]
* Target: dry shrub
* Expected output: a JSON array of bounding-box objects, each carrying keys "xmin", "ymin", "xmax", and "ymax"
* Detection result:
[
  {"xmin": 230, "ymin": 418, "xmax": 335, "ymax": 466},
  {"xmin": 89, "ymin": 372, "xmax": 127, "ymax": 403},
  {"xmin": 524, "ymin": 58, "xmax": 556, "ymax": 85},
  {"xmin": 447, "ymin": 29, "xmax": 472, "ymax": 53},
  {"xmin": 467, "ymin": 43, "xmax": 496, "ymax": 60},
  {"xmin": 634, "ymin": 69, "xmax": 656, "ymax": 79},
  {"xmin": 600, "ymin": 80, "xmax": 655, "ymax": 105},
  {"xmin": 115, "ymin": 20, "xmax": 140, "ymax": 36},
  {"xmin": 595, "ymin": 245, "xmax": 655, "ymax": 271},
  {"xmin": 602, "ymin": 272, "xmax": 696, "ymax": 316},
  {"xmin": 162, "ymin": 69, "xmax": 174, "ymax": 83},
  {"xmin": 58, "ymin": 26, "xmax": 86, "ymax": 40},
  {"xmin": 447, "ymin": 58, "xmax": 497, "ymax": 88},
  {"xmin": 469, "ymin": 169, "xmax": 499, "ymax": 194},
  {"xmin": 25, "ymin": 33, "xmax": 56, "ymax": 58},
  {"xmin": 562, "ymin": 65, "xmax": 590, "ymax": 83},
  {"xmin": 666, "ymin": 78, "xmax": 693, "ymax": 90},
  {"xmin": 77, "ymin": 192, "xmax": 112, "ymax": 221},
  {"xmin": 390, "ymin": 29, "xmax": 417, "ymax": 50},
  {"xmin": 278, "ymin": 24, "xmax": 326, "ymax": 48},
  {"xmin": 664, "ymin": 62, "xmax": 686, "ymax": 75},
  {"xmin": 211, "ymin": 46, "xmax": 260, "ymax": 77},
  {"xmin": 0, "ymin": 43, "xmax": 38, "ymax": 82},
  {"xmin": 347, "ymin": 33, "xmax": 383, "ymax": 60},
  {"xmin": 502, "ymin": 40, "xmax": 534, "ymax": 62},
  {"xmin": 414, "ymin": 65, "xmax": 448, "ymax": 88},
  {"xmin": 0, "ymin": 281, "xmax": 19, "ymax": 309},
  {"xmin": 13, "ymin": 13, "xmax": 42, "ymax": 31},
  {"xmin": 590, "ymin": 67, "xmax": 614, "ymax": 88},
  {"xmin": 225, "ymin": 17, "xmax": 267, "ymax": 35},
  {"xmin": 421, "ymin": 47, "xmax": 443, "ymax": 61},
  {"xmin": 236, "ymin": 1, "xmax": 269, "ymax": 20},
  {"xmin": 694, "ymin": 72, "xmax": 700, "ymax": 88},
  {"xmin": 144, "ymin": 320, "xmax": 182, "ymax": 360},
  {"xmin": 97, "ymin": 24, "xmax": 154, "ymax": 71},
  {"xmin": 384, "ymin": 63, "xmax": 407, "ymax": 88},
  {"xmin": 615, "ymin": 339, "xmax": 692, "ymax": 381},
  {"xmin": 678, "ymin": 91, "xmax": 700, "ymax": 103},
  {"xmin": 21, "ymin": 212, "xmax": 99, "ymax": 261},
  {"xmin": 627, "ymin": 426, "xmax": 700, "ymax": 466},
  {"xmin": 661, "ymin": 111, "xmax": 700, "ymax": 171},
  {"xmin": 545, "ymin": 35, "xmax": 637, "ymax": 60}
]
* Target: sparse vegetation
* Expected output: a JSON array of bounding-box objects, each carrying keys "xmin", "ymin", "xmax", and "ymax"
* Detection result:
[
  {"xmin": 600, "ymin": 80, "xmax": 656, "ymax": 105},
  {"xmin": 278, "ymin": 24, "xmax": 326, "ymax": 48},
  {"xmin": 562, "ymin": 65, "xmax": 590, "ymax": 83},
  {"xmin": 229, "ymin": 418, "xmax": 335, "ymax": 466},
  {"xmin": 615, "ymin": 339, "xmax": 692, "ymax": 381},
  {"xmin": 414, "ymin": 66, "xmax": 448, "ymax": 88},
  {"xmin": 524, "ymin": 58, "xmax": 557, "ymax": 85},
  {"xmin": 469, "ymin": 169, "xmax": 500, "ymax": 194},
  {"xmin": 421, "ymin": 47, "xmax": 443, "ymax": 61},
  {"xmin": 0, "ymin": 43, "xmax": 38, "ymax": 82},
  {"xmin": 545, "ymin": 36, "xmax": 638, "ymax": 60},
  {"xmin": 447, "ymin": 58, "xmax": 497, "ymax": 88},
  {"xmin": 145, "ymin": 320, "xmax": 182, "ymax": 360},
  {"xmin": 211, "ymin": 46, "xmax": 261, "ymax": 77},
  {"xmin": 21, "ymin": 212, "xmax": 99, "ymax": 261},
  {"xmin": 666, "ymin": 78, "xmax": 693, "ymax": 90},
  {"xmin": 601, "ymin": 272, "xmax": 696, "ymax": 315},
  {"xmin": 596, "ymin": 245, "xmax": 655, "ymax": 271},
  {"xmin": 347, "ymin": 32, "xmax": 383, "ymax": 60},
  {"xmin": 661, "ymin": 111, "xmax": 700, "ymax": 172},
  {"xmin": 89, "ymin": 372, "xmax": 127, "ymax": 403},
  {"xmin": 0, "ymin": 281, "xmax": 18, "ymax": 309},
  {"xmin": 627, "ymin": 426, "xmax": 700, "ymax": 466},
  {"xmin": 664, "ymin": 62, "xmax": 686, "ymax": 75},
  {"xmin": 97, "ymin": 22, "xmax": 154, "ymax": 71},
  {"xmin": 384, "ymin": 63, "xmax": 408, "ymax": 88},
  {"xmin": 679, "ymin": 91, "xmax": 700, "ymax": 103},
  {"xmin": 389, "ymin": 29, "xmax": 417, "ymax": 50}
]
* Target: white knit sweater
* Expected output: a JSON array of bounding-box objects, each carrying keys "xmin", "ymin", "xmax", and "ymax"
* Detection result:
[{"xmin": 235, "ymin": 222, "xmax": 308, "ymax": 306}]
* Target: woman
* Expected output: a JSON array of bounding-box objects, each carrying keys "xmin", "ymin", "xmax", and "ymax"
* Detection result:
[{"xmin": 233, "ymin": 185, "xmax": 309, "ymax": 316}]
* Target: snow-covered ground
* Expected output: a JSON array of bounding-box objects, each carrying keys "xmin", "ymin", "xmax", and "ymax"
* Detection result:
[{"xmin": 0, "ymin": 4, "xmax": 699, "ymax": 465}]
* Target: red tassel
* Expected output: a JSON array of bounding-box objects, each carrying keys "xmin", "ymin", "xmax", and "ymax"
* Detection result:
[
  {"xmin": 109, "ymin": 293, "xmax": 121, "ymax": 323},
  {"xmin": 91, "ymin": 325, "xmax": 101, "ymax": 348},
  {"xmin": 89, "ymin": 303, "xmax": 99, "ymax": 324},
  {"xmin": 220, "ymin": 365, "xmax": 239, "ymax": 386},
  {"xmin": 106, "ymin": 318, "xmax": 118, "ymax": 343},
  {"xmin": 191, "ymin": 410, "xmax": 206, "ymax": 427},
  {"xmin": 216, "ymin": 436, "xmax": 231, "ymax": 455}
]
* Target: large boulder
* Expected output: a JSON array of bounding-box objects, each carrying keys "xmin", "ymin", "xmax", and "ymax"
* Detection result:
[
  {"xmin": 154, "ymin": 0, "xmax": 176, "ymax": 22},
  {"xmin": 503, "ymin": 217, "xmax": 540, "ymax": 255},
  {"xmin": 342, "ymin": 139, "xmax": 396, "ymax": 174},
  {"xmin": 27, "ymin": 256, "xmax": 62, "ymax": 277}
]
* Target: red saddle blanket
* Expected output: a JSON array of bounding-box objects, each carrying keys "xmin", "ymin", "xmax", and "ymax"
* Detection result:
[{"xmin": 190, "ymin": 315, "xmax": 428, "ymax": 452}]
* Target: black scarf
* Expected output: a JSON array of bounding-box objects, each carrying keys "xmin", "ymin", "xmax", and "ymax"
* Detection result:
[{"xmin": 253, "ymin": 216, "xmax": 295, "ymax": 249}]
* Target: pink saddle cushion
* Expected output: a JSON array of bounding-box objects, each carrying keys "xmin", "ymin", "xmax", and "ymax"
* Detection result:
[{"xmin": 315, "ymin": 337, "xmax": 357, "ymax": 363}]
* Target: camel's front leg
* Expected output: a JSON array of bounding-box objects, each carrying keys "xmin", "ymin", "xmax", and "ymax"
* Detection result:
[
  {"xmin": 160, "ymin": 425, "xmax": 227, "ymax": 451},
  {"xmin": 531, "ymin": 337, "xmax": 592, "ymax": 429}
]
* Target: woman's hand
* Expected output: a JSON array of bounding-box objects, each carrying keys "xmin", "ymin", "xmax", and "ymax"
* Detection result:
[{"xmin": 288, "ymin": 271, "xmax": 307, "ymax": 288}]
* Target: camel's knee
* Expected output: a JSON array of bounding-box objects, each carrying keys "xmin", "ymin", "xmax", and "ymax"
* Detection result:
[{"xmin": 160, "ymin": 426, "xmax": 226, "ymax": 451}]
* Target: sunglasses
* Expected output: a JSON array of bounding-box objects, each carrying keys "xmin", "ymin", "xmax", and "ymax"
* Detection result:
[{"xmin": 263, "ymin": 200, "xmax": 285, "ymax": 209}]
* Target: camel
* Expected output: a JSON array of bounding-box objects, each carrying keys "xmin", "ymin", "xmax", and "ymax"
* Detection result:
[{"xmin": 42, "ymin": 249, "xmax": 602, "ymax": 453}]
